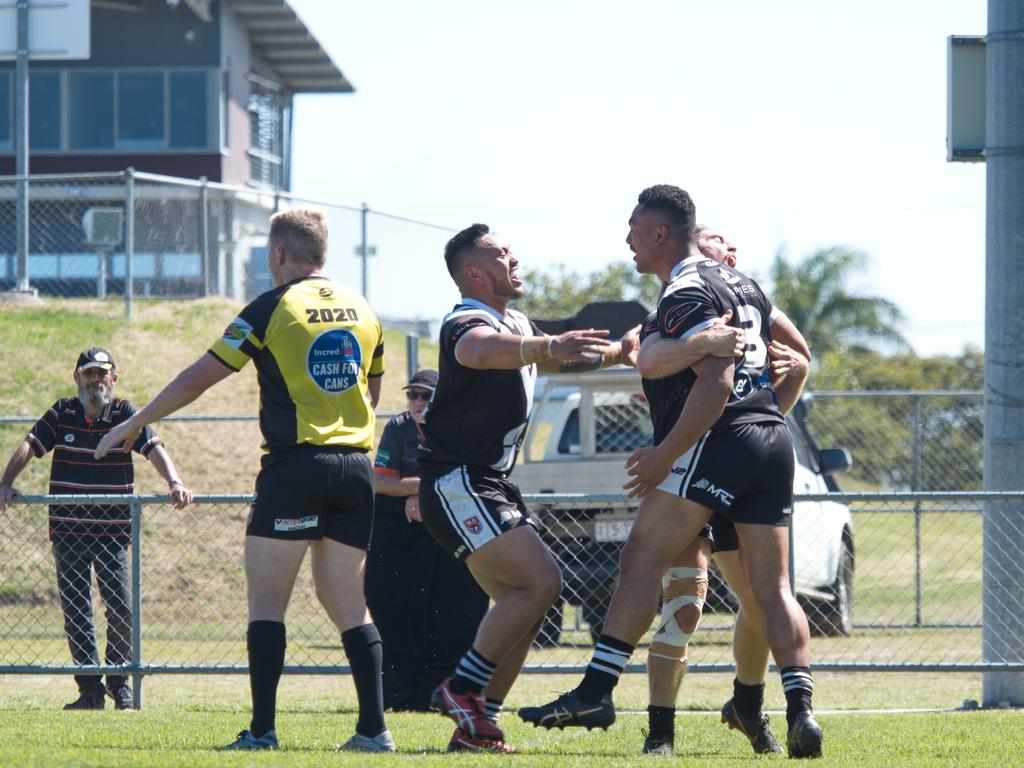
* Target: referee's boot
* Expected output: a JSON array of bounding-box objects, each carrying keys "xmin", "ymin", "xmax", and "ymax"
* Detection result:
[
  {"xmin": 786, "ymin": 711, "xmax": 823, "ymax": 759},
  {"xmin": 64, "ymin": 686, "xmax": 105, "ymax": 710},
  {"xmin": 518, "ymin": 690, "xmax": 615, "ymax": 731},
  {"xmin": 720, "ymin": 697, "xmax": 782, "ymax": 754}
]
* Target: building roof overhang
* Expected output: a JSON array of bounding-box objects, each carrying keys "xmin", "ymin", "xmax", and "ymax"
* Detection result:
[{"xmin": 227, "ymin": 0, "xmax": 353, "ymax": 93}]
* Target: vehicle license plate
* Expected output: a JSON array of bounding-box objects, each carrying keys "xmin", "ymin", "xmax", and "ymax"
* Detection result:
[{"xmin": 593, "ymin": 519, "xmax": 634, "ymax": 542}]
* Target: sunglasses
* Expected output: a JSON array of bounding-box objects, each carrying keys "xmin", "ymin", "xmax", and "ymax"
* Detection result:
[{"xmin": 406, "ymin": 390, "xmax": 431, "ymax": 402}]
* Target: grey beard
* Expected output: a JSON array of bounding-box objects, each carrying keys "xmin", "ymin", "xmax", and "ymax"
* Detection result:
[{"xmin": 79, "ymin": 383, "xmax": 111, "ymax": 409}]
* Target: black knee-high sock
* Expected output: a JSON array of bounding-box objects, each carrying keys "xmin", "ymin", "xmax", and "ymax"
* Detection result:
[
  {"xmin": 780, "ymin": 665, "xmax": 814, "ymax": 730},
  {"xmin": 733, "ymin": 678, "xmax": 766, "ymax": 716},
  {"xmin": 647, "ymin": 705, "xmax": 675, "ymax": 741},
  {"xmin": 248, "ymin": 620, "xmax": 286, "ymax": 738},
  {"xmin": 342, "ymin": 623, "xmax": 386, "ymax": 737},
  {"xmin": 575, "ymin": 634, "xmax": 634, "ymax": 703}
]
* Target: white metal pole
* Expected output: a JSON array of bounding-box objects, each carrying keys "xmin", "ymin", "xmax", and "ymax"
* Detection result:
[{"xmin": 14, "ymin": 0, "xmax": 29, "ymax": 291}]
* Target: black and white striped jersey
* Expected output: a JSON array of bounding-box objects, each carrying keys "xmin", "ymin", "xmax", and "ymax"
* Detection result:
[
  {"xmin": 639, "ymin": 255, "xmax": 785, "ymax": 446},
  {"xmin": 418, "ymin": 298, "xmax": 541, "ymax": 475},
  {"xmin": 27, "ymin": 397, "xmax": 161, "ymax": 541}
]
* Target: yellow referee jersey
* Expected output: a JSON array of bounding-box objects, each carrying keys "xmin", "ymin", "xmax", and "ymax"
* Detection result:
[{"xmin": 208, "ymin": 276, "xmax": 385, "ymax": 452}]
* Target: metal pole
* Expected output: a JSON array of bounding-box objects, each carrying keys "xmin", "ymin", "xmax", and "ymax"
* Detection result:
[
  {"xmin": 130, "ymin": 498, "xmax": 143, "ymax": 710},
  {"xmin": 912, "ymin": 395, "xmax": 923, "ymax": 627},
  {"xmin": 360, "ymin": 202, "xmax": 369, "ymax": 299},
  {"xmin": 97, "ymin": 249, "xmax": 108, "ymax": 300},
  {"xmin": 14, "ymin": 0, "xmax": 29, "ymax": 291},
  {"xmin": 199, "ymin": 177, "xmax": 210, "ymax": 297},
  {"xmin": 406, "ymin": 333, "xmax": 419, "ymax": 382},
  {"xmin": 125, "ymin": 169, "xmax": 135, "ymax": 320},
  {"xmin": 983, "ymin": 0, "xmax": 1024, "ymax": 707},
  {"xmin": 787, "ymin": 511, "xmax": 796, "ymax": 598}
]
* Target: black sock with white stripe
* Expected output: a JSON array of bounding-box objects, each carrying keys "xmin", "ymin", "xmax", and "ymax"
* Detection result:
[
  {"xmin": 575, "ymin": 634, "xmax": 634, "ymax": 704},
  {"xmin": 450, "ymin": 647, "xmax": 497, "ymax": 695},
  {"xmin": 780, "ymin": 665, "xmax": 814, "ymax": 730},
  {"xmin": 484, "ymin": 696, "xmax": 503, "ymax": 724}
]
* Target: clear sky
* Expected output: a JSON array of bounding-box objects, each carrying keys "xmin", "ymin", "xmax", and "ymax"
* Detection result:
[{"xmin": 287, "ymin": 0, "xmax": 986, "ymax": 357}]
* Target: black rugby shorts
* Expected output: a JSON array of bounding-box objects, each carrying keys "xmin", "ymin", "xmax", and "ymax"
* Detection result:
[
  {"xmin": 247, "ymin": 445, "xmax": 374, "ymax": 548},
  {"xmin": 418, "ymin": 465, "xmax": 533, "ymax": 561},
  {"xmin": 656, "ymin": 422, "xmax": 794, "ymax": 527}
]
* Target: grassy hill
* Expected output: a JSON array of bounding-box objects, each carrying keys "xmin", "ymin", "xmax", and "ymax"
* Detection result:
[{"xmin": 0, "ymin": 297, "xmax": 438, "ymax": 495}]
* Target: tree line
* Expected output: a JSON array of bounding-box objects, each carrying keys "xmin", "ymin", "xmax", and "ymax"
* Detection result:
[{"xmin": 515, "ymin": 246, "xmax": 983, "ymax": 491}]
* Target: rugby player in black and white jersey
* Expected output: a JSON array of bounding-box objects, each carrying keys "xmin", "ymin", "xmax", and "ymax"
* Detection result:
[
  {"xmin": 416, "ymin": 223, "xmax": 640, "ymax": 752},
  {"xmin": 633, "ymin": 225, "xmax": 810, "ymax": 756},
  {"xmin": 521, "ymin": 187, "xmax": 823, "ymax": 759}
]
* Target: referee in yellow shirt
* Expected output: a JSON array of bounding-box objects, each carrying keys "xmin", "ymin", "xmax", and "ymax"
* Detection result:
[{"xmin": 96, "ymin": 208, "xmax": 393, "ymax": 752}]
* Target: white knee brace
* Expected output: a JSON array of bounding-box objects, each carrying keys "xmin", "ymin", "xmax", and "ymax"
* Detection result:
[{"xmin": 650, "ymin": 567, "xmax": 708, "ymax": 658}]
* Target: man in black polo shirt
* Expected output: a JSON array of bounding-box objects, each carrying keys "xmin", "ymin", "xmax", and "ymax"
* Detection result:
[{"xmin": 0, "ymin": 347, "xmax": 193, "ymax": 711}]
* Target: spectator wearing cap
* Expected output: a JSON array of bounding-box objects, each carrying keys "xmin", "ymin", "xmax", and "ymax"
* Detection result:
[
  {"xmin": 365, "ymin": 369, "xmax": 488, "ymax": 711},
  {"xmin": 0, "ymin": 347, "xmax": 193, "ymax": 711}
]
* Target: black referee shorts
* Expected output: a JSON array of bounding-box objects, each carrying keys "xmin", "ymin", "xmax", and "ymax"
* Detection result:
[
  {"xmin": 247, "ymin": 445, "xmax": 374, "ymax": 549},
  {"xmin": 656, "ymin": 422, "xmax": 795, "ymax": 527},
  {"xmin": 419, "ymin": 465, "xmax": 533, "ymax": 561}
]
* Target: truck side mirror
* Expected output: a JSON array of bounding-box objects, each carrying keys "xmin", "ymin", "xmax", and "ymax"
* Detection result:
[{"xmin": 819, "ymin": 448, "xmax": 852, "ymax": 475}]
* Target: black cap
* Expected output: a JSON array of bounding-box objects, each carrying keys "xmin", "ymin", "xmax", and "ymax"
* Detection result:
[
  {"xmin": 403, "ymin": 369, "xmax": 438, "ymax": 391},
  {"xmin": 76, "ymin": 347, "xmax": 116, "ymax": 372}
]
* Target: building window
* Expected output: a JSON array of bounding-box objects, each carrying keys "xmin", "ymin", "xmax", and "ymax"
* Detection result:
[
  {"xmin": 4, "ymin": 66, "xmax": 218, "ymax": 154},
  {"xmin": 30, "ymin": 71, "xmax": 61, "ymax": 150},
  {"xmin": 118, "ymin": 71, "xmax": 164, "ymax": 149},
  {"xmin": 248, "ymin": 81, "xmax": 282, "ymax": 188},
  {"xmin": 69, "ymin": 71, "xmax": 115, "ymax": 150},
  {"xmin": 0, "ymin": 73, "xmax": 9, "ymax": 151},
  {"xmin": 170, "ymin": 71, "xmax": 208, "ymax": 148}
]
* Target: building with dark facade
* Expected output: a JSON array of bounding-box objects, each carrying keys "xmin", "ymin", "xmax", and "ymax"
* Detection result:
[
  {"xmin": 0, "ymin": 0, "xmax": 350, "ymax": 298},
  {"xmin": 0, "ymin": 0, "xmax": 351, "ymax": 190}
]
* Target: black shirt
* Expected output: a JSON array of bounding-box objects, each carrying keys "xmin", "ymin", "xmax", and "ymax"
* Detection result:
[
  {"xmin": 418, "ymin": 299, "xmax": 540, "ymax": 475},
  {"xmin": 639, "ymin": 255, "xmax": 785, "ymax": 445},
  {"xmin": 28, "ymin": 397, "xmax": 161, "ymax": 541}
]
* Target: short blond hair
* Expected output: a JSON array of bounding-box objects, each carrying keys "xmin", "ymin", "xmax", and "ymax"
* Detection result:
[{"xmin": 268, "ymin": 207, "xmax": 328, "ymax": 267}]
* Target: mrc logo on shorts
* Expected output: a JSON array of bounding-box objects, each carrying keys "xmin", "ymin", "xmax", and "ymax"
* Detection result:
[{"xmin": 308, "ymin": 328, "xmax": 362, "ymax": 393}]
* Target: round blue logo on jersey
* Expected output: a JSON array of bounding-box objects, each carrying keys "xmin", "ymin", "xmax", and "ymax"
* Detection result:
[{"xmin": 308, "ymin": 329, "xmax": 362, "ymax": 393}]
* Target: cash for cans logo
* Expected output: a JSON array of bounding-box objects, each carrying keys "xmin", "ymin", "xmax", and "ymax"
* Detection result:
[{"xmin": 308, "ymin": 328, "xmax": 362, "ymax": 393}]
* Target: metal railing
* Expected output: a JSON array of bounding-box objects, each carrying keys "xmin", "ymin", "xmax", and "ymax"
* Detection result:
[
  {"xmin": 0, "ymin": 170, "xmax": 456, "ymax": 319},
  {"xmin": 2, "ymin": 491, "xmax": 1022, "ymax": 708}
]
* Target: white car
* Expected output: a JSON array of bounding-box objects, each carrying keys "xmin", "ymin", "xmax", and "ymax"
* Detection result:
[{"xmin": 515, "ymin": 368, "xmax": 855, "ymax": 639}]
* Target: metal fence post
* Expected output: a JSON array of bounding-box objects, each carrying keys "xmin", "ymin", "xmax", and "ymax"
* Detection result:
[
  {"xmin": 125, "ymin": 169, "xmax": 135, "ymax": 321},
  {"xmin": 130, "ymin": 497, "xmax": 143, "ymax": 710},
  {"xmin": 406, "ymin": 333, "xmax": 419, "ymax": 381},
  {"xmin": 14, "ymin": 0, "xmax": 29, "ymax": 292},
  {"xmin": 788, "ymin": 511, "xmax": 796, "ymax": 597},
  {"xmin": 360, "ymin": 202, "xmax": 369, "ymax": 299},
  {"xmin": 199, "ymin": 177, "xmax": 210, "ymax": 297},
  {"xmin": 913, "ymin": 395, "xmax": 923, "ymax": 627}
]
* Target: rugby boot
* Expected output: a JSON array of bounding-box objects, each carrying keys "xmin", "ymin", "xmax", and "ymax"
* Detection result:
[
  {"xmin": 640, "ymin": 729, "xmax": 674, "ymax": 756},
  {"xmin": 786, "ymin": 711, "xmax": 823, "ymax": 759},
  {"xmin": 221, "ymin": 729, "xmax": 279, "ymax": 750},
  {"xmin": 720, "ymin": 697, "xmax": 782, "ymax": 754},
  {"xmin": 518, "ymin": 690, "xmax": 615, "ymax": 731},
  {"xmin": 337, "ymin": 729, "xmax": 396, "ymax": 752},
  {"xmin": 430, "ymin": 677, "xmax": 504, "ymax": 741},
  {"xmin": 447, "ymin": 728, "xmax": 517, "ymax": 753}
]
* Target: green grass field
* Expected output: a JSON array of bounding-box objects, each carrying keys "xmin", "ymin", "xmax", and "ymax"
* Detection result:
[
  {"xmin": 0, "ymin": 674, "xmax": 1020, "ymax": 767},
  {"xmin": 1, "ymin": 299, "xmax": 1017, "ymax": 766}
]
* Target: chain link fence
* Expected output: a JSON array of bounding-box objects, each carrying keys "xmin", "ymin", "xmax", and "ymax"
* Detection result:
[
  {"xmin": 2, "ymin": 492, "xmax": 1022, "ymax": 699},
  {"xmin": 806, "ymin": 391, "xmax": 984, "ymax": 491},
  {"xmin": 0, "ymin": 171, "xmax": 455, "ymax": 317}
]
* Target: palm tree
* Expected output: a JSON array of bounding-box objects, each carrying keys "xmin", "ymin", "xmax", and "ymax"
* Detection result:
[{"xmin": 769, "ymin": 246, "xmax": 909, "ymax": 355}]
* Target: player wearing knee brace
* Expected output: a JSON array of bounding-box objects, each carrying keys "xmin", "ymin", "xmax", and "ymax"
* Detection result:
[{"xmin": 643, "ymin": 541, "xmax": 710, "ymax": 756}]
